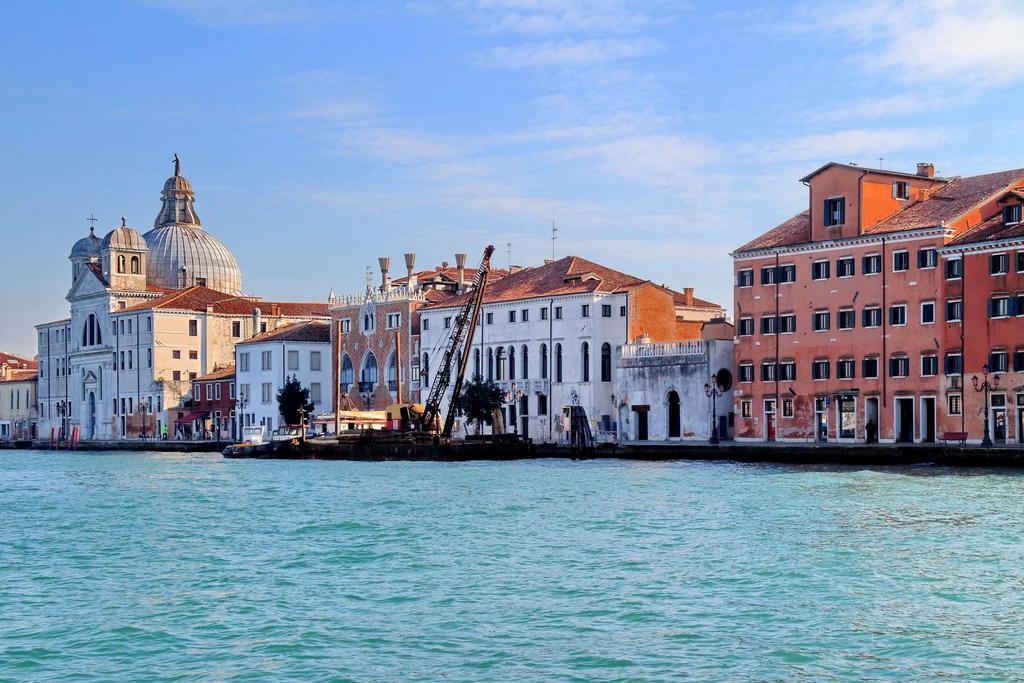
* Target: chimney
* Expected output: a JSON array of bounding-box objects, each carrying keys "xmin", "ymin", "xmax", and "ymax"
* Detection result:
[
  {"xmin": 270, "ymin": 303, "xmax": 280, "ymax": 317},
  {"xmin": 917, "ymin": 162, "xmax": 935, "ymax": 178},
  {"xmin": 683, "ymin": 287, "xmax": 694, "ymax": 306},
  {"xmin": 378, "ymin": 257, "xmax": 391, "ymax": 291},
  {"xmin": 251, "ymin": 307, "xmax": 262, "ymax": 337},
  {"xmin": 455, "ymin": 252, "xmax": 467, "ymax": 290},
  {"xmin": 403, "ymin": 253, "xmax": 417, "ymax": 290}
]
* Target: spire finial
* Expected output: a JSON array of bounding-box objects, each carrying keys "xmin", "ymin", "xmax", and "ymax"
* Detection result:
[
  {"xmin": 121, "ymin": 216, "xmax": 127, "ymax": 227},
  {"xmin": 87, "ymin": 214, "xmax": 98, "ymax": 235},
  {"xmin": 173, "ymin": 153, "xmax": 181, "ymax": 177}
]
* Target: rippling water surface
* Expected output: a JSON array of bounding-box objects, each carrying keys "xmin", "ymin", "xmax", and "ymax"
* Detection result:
[{"xmin": 2, "ymin": 451, "xmax": 1024, "ymax": 681}]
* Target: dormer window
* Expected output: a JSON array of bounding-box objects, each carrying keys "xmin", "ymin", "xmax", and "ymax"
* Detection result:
[
  {"xmin": 1003, "ymin": 204, "xmax": 1021, "ymax": 225},
  {"xmin": 824, "ymin": 197, "xmax": 845, "ymax": 227},
  {"xmin": 892, "ymin": 181, "xmax": 910, "ymax": 200}
]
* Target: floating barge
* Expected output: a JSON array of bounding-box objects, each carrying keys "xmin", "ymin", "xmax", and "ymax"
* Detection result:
[{"xmin": 222, "ymin": 432, "xmax": 535, "ymax": 461}]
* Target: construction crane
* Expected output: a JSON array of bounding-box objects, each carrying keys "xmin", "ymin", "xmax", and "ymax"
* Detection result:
[{"xmin": 419, "ymin": 245, "xmax": 495, "ymax": 438}]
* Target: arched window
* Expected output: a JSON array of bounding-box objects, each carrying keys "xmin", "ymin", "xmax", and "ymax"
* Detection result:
[
  {"xmin": 521, "ymin": 345, "xmax": 529, "ymax": 379},
  {"xmin": 474, "ymin": 348, "xmax": 481, "ymax": 379},
  {"xmin": 81, "ymin": 313, "xmax": 101, "ymax": 347},
  {"xmin": 340, "ymin": 354, "xmax": 354, "ymax": 391},
  {"xmin": 387, "ymin": 352, "xmax": 398, "ymax": 391},
  {"xmin": 540, "ymin": 344, "xmax": 548, "ymax": 379},
  {"xmin": 555, "ymin": 343, "xmax": 563, "ymax": 382},
  {"xmin": 601, "ymin": 343, "xmax": 612, "ymax": 382},
  {"xmin": 508, "ymin": 346, "xmax": 516, "ymax": 381},
  {"xmin": 581, "ymin": 342, "xmax": 590, "ymax": 382},
  {"xmin": 130, "ymin": 256, "xmax": 140, "ymax": 274},
  {"xmin": 117, "ymin": 255, "xmax": 126, "ymax": 273},
  {"xmin": 360, "ymin": 352, "xmax": 378, "ymax": 391},
  {"xmin": 667, "ymin": 390, "xmax": 681, "ymax": 438},
  {"xmin": 487, "ymin": 348, "xmax": 494, "ymax": 380},
  {"xmin": 495, "ymin": 347, "xmax": 505, "ymax": 381},
  {"xmin": 422, "ymin": 353, "xmax": 430, "ymax": 388}
]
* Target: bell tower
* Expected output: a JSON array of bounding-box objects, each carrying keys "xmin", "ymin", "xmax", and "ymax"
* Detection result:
[{"xmin": 101, "ymin": 217, "xmax": 149, "ymax": 292}]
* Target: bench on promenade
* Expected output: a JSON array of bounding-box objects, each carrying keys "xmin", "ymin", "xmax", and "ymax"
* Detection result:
[{"xmin": 940, "ymin": 431, "xmax": 968, "ymax": 445}]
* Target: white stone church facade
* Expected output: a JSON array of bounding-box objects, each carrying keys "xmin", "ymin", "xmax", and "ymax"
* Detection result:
[{"xmin": 35, "ymin": 157, "xmax": 327, "ymax": 441}]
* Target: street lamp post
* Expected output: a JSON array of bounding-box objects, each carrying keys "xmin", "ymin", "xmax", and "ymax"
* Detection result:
[
  {"xmin": 234, "ymin": 395, "xmax": 248, "ymax": 442},
  {"xmin": 704, "ymin": 378, "xmax": 723, "ymax": 445},
  {"xmin": 971, "ymin": 364, "xmax": 1000, "ymax": 448},
  {"xmin": 505, "ymin": 382, "xmax": 524, "ymax": 435}
]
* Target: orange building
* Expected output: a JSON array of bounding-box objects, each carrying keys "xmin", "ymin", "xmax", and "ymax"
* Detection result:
[{"xmin": 733, "ymin": 162, "xmax": 1024, "ymax": 445}]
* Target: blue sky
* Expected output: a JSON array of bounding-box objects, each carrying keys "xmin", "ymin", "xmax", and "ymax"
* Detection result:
[{"xmin": 4, "ymin": 0, "xmax": 1024, "ymax": 355}]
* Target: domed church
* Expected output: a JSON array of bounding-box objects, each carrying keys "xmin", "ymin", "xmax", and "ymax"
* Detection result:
[{"xmin": 35, "ymin": 157, "xmax": 328, "ymax": 441}]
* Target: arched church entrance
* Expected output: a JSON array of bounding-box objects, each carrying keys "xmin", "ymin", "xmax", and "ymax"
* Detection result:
[{"xmin": 667, "ymin": 390, "xmax": 681, "ymax": 438}]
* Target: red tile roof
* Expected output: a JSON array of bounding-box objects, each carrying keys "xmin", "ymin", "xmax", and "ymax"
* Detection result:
[
  {"xmin": 947, "ymin": 214, "xmax": 1024, "ymax": 246},
  {"xmin": 0, "ymin": 352, "xmax": 37, "ymax": 370},
  {"xmin": 195, "ymin": 365, "xmax": 236, "ymax": 382},
  {"xmin": 866, "ymin": 168, "xmax": 1024, "ymax": 235},
  {"xmin": 0, "ymin": 369, "xmax": 37, "ymax": 383},
  {"xmin": 735, "ymin": 211, "xmax": 811, "ymax": 252},
  {"xmin": 798, "ymin": 162, "xmax": 951, "ymax": 183},
  {"xmin": 237, "ymin": 321, "xmax": 331, "ymax": 345},
  {"xmin": 423, "ymin": 256, "xmax": 720, "ymax": 310},
  {"xmin": 125, "ymin": 285, "xmax": 328, "ymax": 317}
]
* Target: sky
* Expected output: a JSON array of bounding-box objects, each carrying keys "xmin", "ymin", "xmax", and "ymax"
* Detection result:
[{"xmin": 4, "ymin": 0, "xmax": 1024, "ymax": 355}]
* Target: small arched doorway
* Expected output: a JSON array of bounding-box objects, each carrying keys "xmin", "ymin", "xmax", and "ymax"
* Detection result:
[
  {"xmin": 87, "ymin": 391, "xmax": 97, "ymax": 439},
  {"xmin": 667, "ymin": 390, "xmax": 681, "ymax": 438}
]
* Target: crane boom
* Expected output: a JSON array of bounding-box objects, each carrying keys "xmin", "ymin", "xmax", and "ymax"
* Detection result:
[{"xmin": 419, "ymin": 245, "xmax": 495, "ymax": 437}]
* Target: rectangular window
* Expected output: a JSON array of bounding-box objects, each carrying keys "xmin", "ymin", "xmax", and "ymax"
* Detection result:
[
  {"xmin": 340, "ymin": 318, "xmax": 352, "ymax": 333},
  {"xmin": 261, "ymin": 350, "xmax": 272, "ymax": 371},
  {"xmin": 760, "ymin": 266, "xmax": 776, "ymax": 285},
  {"xmin": 540, "ymin": 308, "xmax": 549, "ymax": 320},
  {"xmin": 991, "ymin": 253, "xmax": 1010, "ymax": 275},
  {"xmin": 989, "ymin": 296, "xmax": 1010, "ymax": 318},
  {"xmin": 836, "ymin": 257, "xmax": 855, "ymax": 278},
  {"xmin": 837, "ymin": 358, "xmax": 855, "ymax": 380},
  {"xmin": 232, "ymin": 321, "xmax": 241, "ymax": 337},
  {"xmin": 310, "ymin": 383, "xmax": 321, "ymax": 404},
  {"xmin": 554, "ymin": 307, "xmax": 563, "ymax": 320},
  {"xmin": 812, "ymin": 261, "xmax": 830, "ymax": 280},
  {"xmin": 1014, "ymin": 350, "xmax": 1024, "ymax": 372},
  {"xmin": 444, "ymin": 316, "xmax": 452, "ymax": 329},
  {"xmin": 146, "ymin": 348, "xmax": 152, "ymax": 368},
  {"xmin": 838, "ymin": 309, "xmax": 855, "ymax": 330},
  {"xmin": 738, "ymin": 363, "xmax": 754, "ymax": 383},
  {"xmin": 812, "ymin": 359, "xmax": 830, "ymax": 380},
  {"xmin": 189, "ymin": 350, "xmax": 198, "ymax": 360},
  {"xmin": 215, "ymin": 383, "xmax": 221, "ymax": 400},
  {"xmin": 740, "ymin": 400, "xmax": 752, "ymax": 418},
  {"xmin": 946, "ymin": 258, "xmax": 963, "ymax": 280},
  {"xmin": 779, "ymin": 361, "xmax": 796, "ymax": 381},
  {"xmin": 889, "ymin": 304, "xmax": 907, "ymax": 326},
  {"xmin": 921, "ymin": 355, "xmax": 938, "ymax": 377},
  {"xmin": 195, "ymin": 384, "xmax": 202, "ymax": 401},
  {"xmin": 261, "ymin": 383, "xmax": 272, "ymax": 403},
  {"xmin": 889, "ymin": 356, "xmax": 909, "ymax": 378},
  {"xmin": 892, "ymin": 251, "xmax": 909, "ymax": 272},
  {"xmin": 738, "ymin": 317, "xmax": 754, "ymax": 336},
  {"xmin": 917, "ymin": 248, "xmax": 937, "ymax": 269},
  {"xmin": 862, "ymin": 357, "xmax": 879, "ymax": 379},
  {"xmin": 147, "ymin": 317, "xmax": 152, "ymax": 332},
  {"xmin": 893, "ymin": 181, "xmax": 910, "ymax": 200},
  {"xmin": 310, "ymin": 351, "xmax": 321, "ymax": 371},
  {"xmin": 172, "ymin": 350, "xmax": 181, "ymax": 359},
  {"xmin": 813, "ymin": 310, "xmax": 830, "ymax": 331},
  {"xmin": 619, "ymin": 306, "xmax": 627, "ymax": 317},
  {"xmin": 601, "ymin": 305, "xmax": 611, "ymax": 318},
  {"xmin": 230, "ymin": 383, "xmax": 235, "ymax": 399},
  {"xmin": 522, "ymin": 309, "xmax": 530, "ymax": 322},
  {"xmin": 508, "ymin": 310, "xmax": 516, "ymax": 323},
  {"xmin": 779, "ymin": 314, "xmax": 796, "ymax": 334},
  {"xmin": 945, "ymin": 352, "xmax": 963, "ymax": 376},
  {"xmin": 862, "ymin": 306, "xmax": 882, "ymax": 328},
  {"xmin": 173, "ymin": 370, "xmax": 181, "ymax": 381},
  {"xmin": 921, "ymin": 301, "xmax": 935, "ymax": 325},
  {"xmin": 760, "ymin": 361, "xmax": 776, "ymax": 382},
  {"xmin": 1017, "ymin": 252, "xmax": 1024, "ymax": 273},
  {"xmin": 486, "ymin": 312, "xmax": 494, "ymax": 324},
  {"xmin": 946, "ymin": 299, "xmax": 963, "ymax": 323},
  {"xmin": 824, "ymin": 196, "xmax": 845, "ymax": 226},
  {"xmin": 782, "ymin": 399, "xmax": 795, "ymax": 418},
  {"xmin": 863, "ymin": 254, "xmax": 881, "ymax": 275},
  {"xmin": 779, "ymin": 265, "xmax": 796, "ymax": 283},
  {"xmin": 239, "ymin": 352, "xmax": 249, "ymax": 372},
  {"xmin": 287, "ymin": 350, "xmax": 299, "ymax": 371},
  {"xmin": 990, "ymin": 350, "xmax": 1009, "ymax": 373},
  {"xmin": 947, "ymin": 394, "xmax": 962, "ymax": 416},
  {"xmin": 1003, "ymin": 205, "xmax": 1022, "ymax": 225},
  {"xmin": 581, "ymin": 305, "xmax": 590, "ymax": 318},
  {"xmin": 188, "ymin": 320, "xmax": 198, "ymax": 336},
  {"xmin": 737, "ymin": 269, "xmax": 754, "ymax": 287},
  {"xmin": 760, "ymin": 316, "xmax": 777, "ymax": 335},
  {"xmin": 189, "ymin": 372, "xmax": 197, "ymax": 380}
]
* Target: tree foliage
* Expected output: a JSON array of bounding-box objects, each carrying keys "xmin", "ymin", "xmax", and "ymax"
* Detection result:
[
  {"xmin": 457, "ymin": 375, "xmax": 505, "ymax": 426},
  {"xmin": 277, "ymin": 375, "xmax": 314, "ymax": 426}
]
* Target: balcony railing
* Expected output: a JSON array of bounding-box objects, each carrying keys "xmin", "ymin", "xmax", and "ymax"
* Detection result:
[
  {"xmin": 620, "ymin": 340, "xmax": 706, "ymax": 360},
  {"xmin": 387, "ymin": 380, "xmax": 398, "ymax": 391}
]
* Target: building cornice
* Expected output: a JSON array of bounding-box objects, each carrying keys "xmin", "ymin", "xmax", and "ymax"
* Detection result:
[
  {"xmin": 731, "ymin": 226, "xmax": 953, "ymax": 262},
  {"xmin": 938, "ymin": 236, "xmax": 1024, "ymax": 256}
]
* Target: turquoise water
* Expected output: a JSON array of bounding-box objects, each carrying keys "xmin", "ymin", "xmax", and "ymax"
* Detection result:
[{"xmin": 2, "ymin": 452, "xmax": 1023, "ymax": 681}]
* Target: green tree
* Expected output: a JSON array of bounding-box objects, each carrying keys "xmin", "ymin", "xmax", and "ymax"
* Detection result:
[
  {"xmin": 457, "ymin": 375, "xmax": 505, "ymax": 432},
  {"xmin": 277, "ymin": 375, "xmax": 314, "ymax": 426}
]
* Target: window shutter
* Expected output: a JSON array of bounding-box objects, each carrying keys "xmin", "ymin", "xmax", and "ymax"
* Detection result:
[
  {"xmin": 824, "ymin": 199, "xmax": 831, "ymax": 225},
  {"xmin": 988, "ymin": 298, "xmax": 994, "ymax": 318},
  {"xmin": 839, "ymin": 201, "xmax": 845, "ymax": 225}
]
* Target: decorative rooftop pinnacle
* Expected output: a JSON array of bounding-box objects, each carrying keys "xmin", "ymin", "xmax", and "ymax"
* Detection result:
[{"xmin": 173, "ymin": 153, "xmax": 181, "ymax": 177}]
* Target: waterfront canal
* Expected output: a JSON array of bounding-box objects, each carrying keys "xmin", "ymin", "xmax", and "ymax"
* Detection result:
[{"xmin": 2, "ymin": 450, "xmax": 1022, "ymax": 681}]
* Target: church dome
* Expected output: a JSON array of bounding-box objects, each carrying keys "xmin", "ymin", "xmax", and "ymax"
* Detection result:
[
  {"xmin": 142, "ymin": 154, "xmax": 243, "ymax": 294},
  {"xmin": 70, "ymin": 228, "xmax": 102, "ymax": 260},
  {"xmin": 101, "ymin": 218, "xmax": 148, "ymax": 252}
]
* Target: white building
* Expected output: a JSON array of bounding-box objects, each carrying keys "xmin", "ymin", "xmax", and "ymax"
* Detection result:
[
  {"xmin": 235, "ymin": 321, "xmax": 332, "ymax": 437},
  {"xmin": 418, "ymin": 256, "xmax": 726, "ymax": 442},
  {"xmin": 35, "ymin": 157, "xmax": 327, "ymax": 440},
  {"xmin": 614, "ymin": 339, "xmax": 734, "ymax": 442}
]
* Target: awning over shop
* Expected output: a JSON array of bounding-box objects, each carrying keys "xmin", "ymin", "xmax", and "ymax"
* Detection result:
[{"xmin": 175, "ymin": 410, "xmax": 209, "ymax": 424}]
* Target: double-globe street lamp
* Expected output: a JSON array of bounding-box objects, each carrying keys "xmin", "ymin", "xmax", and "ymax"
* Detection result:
[
  {"xmin": 971, "ymin": 364, "xmax": 1000, "ymax": 448},
  {"xmin": 704, "ymin": 378, "xmax": 723, "ymax": 445}
]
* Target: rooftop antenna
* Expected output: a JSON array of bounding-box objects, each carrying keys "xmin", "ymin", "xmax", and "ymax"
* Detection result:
[
  {"xmin": 551, "ymin": 221, "xmax": 558, "ymax": 260},
  {"xmin": 878, "ymin": 157, "xmax": 884, "ymax": 169},
  {"xmin": 87, "ymin": 213, "xmax": 98, "ymax": 235},
  {"xmin": 506, "ymin": 242, "xmax": 512, "ymax": 271},
  {"xmin": 365, "ymin": 266, "xmax": 373, "ymax": 293}
]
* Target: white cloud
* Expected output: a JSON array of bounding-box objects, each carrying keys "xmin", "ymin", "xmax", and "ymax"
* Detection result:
[
  {"xmin": 750, "ymin": 127, "xmax": 949, "ymax": 164},
  {"xmin": 481, "ymin": 37, "xmax": 659, "ymax": 68}
]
